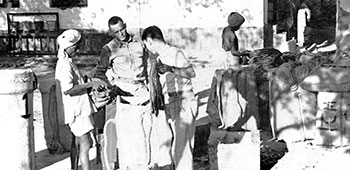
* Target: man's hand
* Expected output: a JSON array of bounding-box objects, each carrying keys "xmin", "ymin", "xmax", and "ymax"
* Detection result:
[
  {"xmin": 156, "ymin": 62, "xmax": 174, "ymax": 74},
  {"xmin": 88, "ymin": 77, "xmax": 108, "ymax": 89},
  {"xmin": 136, "ymin": 70, "xmax": 147, "ymax": 82}
]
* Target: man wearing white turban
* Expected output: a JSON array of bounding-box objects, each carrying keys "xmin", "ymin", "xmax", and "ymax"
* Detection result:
[{"xmin": 55, "ymin": 29, "xmax": 106, "ymax": 170}]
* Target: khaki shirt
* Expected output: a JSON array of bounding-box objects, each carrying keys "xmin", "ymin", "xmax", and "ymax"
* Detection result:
[
  {"xmin": 55, "ymin": 57, "xmax": 96, "ymax": 124},
  {"xmin": 94, "ymin": 36, "xmax": 149, "ymax": 105},
  {"xmin": 157, "ymin": 45, "xmax": 193, "ymax": 102}
]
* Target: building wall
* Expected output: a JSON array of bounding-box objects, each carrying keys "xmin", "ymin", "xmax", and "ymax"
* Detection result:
[
  {"xmin": 0, "ymin": 0, "xmax": 264, "ymax": 61},
  {"xmin": 337, "ymin": 0, "xmax": 350, "ymax": 53},
  {"xmin": 0, "ymin": 0, "xmax": 264, "ymax": 30},
  {"xmin": 338, "ymin": 0, "xmax": 350, "ymax": 34}
]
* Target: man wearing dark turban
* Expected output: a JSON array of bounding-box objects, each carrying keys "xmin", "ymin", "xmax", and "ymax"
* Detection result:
[{"xmin": 222, "ymin": 12, "xmax": 246, "ymax": 67}]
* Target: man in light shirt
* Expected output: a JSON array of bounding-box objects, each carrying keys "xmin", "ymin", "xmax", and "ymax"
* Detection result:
[{"xmin": 142, "ymin": 25, "xmax": 197, "ymax": 170}]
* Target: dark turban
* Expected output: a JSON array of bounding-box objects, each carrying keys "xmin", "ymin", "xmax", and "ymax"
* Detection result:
[{"xmin": 227, "ymin": 12, "xmax": 245, "ymax": 30}]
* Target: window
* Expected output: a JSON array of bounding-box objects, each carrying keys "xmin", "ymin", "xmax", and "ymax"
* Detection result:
[
  {"xmin": 0, "ymin": 0, "xmax": 6, "ymax": 7},
  {"xmin": 51, "ymin": 0, "xmax": 87, "ymax": 8}
]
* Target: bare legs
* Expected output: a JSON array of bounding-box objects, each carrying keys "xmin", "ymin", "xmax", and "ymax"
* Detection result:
[{"xmin": 71, "ymin": 132, "xmax": 93, "ymax": 170}]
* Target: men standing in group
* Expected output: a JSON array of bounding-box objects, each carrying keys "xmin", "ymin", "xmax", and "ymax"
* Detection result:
[
  {"xmin": 93, "ymin": 16, "xmax": 151, "ymax": 170},
  {"xmin": 142, "ymin": 25, "xmax": 198, "ymax": 170}
]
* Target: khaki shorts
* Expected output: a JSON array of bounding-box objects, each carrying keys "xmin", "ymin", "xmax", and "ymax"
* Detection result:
[{"xmin": 69, "ymin": 115, "xmax": 94, "ymax": 137}]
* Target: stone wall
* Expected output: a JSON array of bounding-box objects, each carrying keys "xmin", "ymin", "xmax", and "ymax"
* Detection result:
[
  {"xmin": 337, "ymin": 0, "xmax": 350, "ymax": 53},
  {"xmin": 338, "ymin": 0, "xmax": 350, "ymax": 34}
]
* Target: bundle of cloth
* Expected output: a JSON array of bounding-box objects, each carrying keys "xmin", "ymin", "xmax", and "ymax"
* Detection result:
[{"xmin": 238, "ymin": 47, "xmax": 336, "ymax": 94}]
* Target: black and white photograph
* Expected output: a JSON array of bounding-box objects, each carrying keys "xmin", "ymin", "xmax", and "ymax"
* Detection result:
[{"xmin": 0, "ymin": 0, "xmax": 350, "ymax": 170}]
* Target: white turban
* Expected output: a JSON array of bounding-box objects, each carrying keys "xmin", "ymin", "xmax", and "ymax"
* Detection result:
[{"xmin": 56, "ymin": 29, "xmax": 81, "ymax": 59}]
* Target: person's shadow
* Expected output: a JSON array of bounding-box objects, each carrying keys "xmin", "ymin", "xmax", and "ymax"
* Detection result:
[{"xmin": 207, "ymin": 67, "xmax": 261, "ymax": 170}]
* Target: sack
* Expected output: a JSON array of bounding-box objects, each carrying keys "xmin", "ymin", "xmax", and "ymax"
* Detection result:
[
  {"xmin": 301, "ymin": 65, "xmax": 350, "ymax": 92},
  {"xmin": 148, "ymin": 52, "xmax": 164, "ymax": 116},
  {"xmin": 272, "ymin": 63, "xmax": 296, "ymax": 92},
  {"xmin": 207, "ymin": 67, "xmax": 259, "ymax": 130}
]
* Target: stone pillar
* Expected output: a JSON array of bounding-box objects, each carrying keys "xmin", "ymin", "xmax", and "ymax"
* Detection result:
[
  {"xmin": 0, "ymin": 69, "xmax": 37, "ymax": 170},
  {"xmin": 263, "ymin": 0, "xmax": 273, "ymax": 48}
]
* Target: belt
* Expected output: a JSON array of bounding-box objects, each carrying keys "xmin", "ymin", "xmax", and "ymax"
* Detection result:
[
  {"xmin": 120, "ymin": 97, "xmax": 150, "ymax": 106},
  {"xmin": 167, "ymin": 89, "xmax": 193, "ymax": 97},
  {"xmin": 116, "ymin": 77, "xmax": 144, "ymax": 85}
]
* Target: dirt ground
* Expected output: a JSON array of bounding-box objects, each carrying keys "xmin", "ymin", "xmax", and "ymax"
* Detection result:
[{"xmin": 3, "ymin": 54, "xmax": 350, "ymax": 170}]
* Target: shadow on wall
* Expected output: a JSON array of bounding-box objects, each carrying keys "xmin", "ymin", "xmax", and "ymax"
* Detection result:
[
  {"xmin": 338, "ymin": 7, "xmax": 350, "ymax": 33},
  {"xmin": 162, "ymin": 27, "xmax": 263, "ymax": 63},
  {"xmin": 237, "ymin": 27, "xmax": 264, "ymax": 50},
  {"xmin": 176, "ymin": 0, "xmax": 225, "ymax": 12},
  {"xmin": 166, "ymin": 27, "xmax": 199, "ymax": 49},
  {"xmin": 271, "ymin": 61, "xmax": 350, "ymax": 147},
  {"xmin": 166, "ymin": 27, "xmax": 263, "ymax": 50}
]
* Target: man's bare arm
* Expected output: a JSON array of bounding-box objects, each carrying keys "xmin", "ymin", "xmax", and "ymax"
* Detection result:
[
  {"xmin": 173, "ymin": 65, "xmax": 196, "ymax": 79},
  {"xmin": 64, "ymin": 78, "xmax": 107, "ymax": 96}
]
